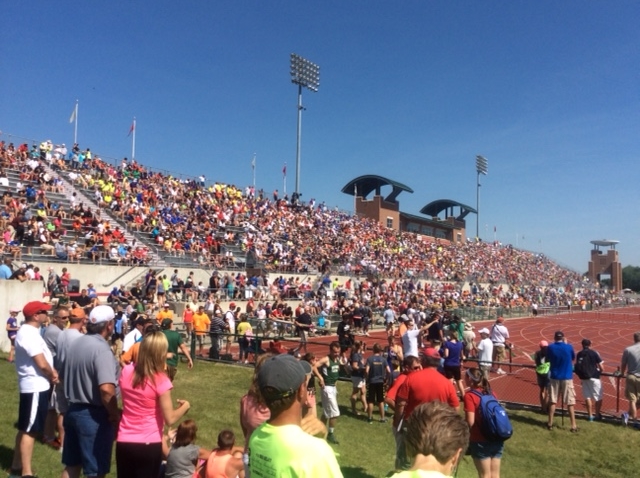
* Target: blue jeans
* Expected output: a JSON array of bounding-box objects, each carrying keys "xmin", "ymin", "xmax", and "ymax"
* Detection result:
[{"xmin": 62, "ymin": 404, "xmax": 114, "ymax": 476}]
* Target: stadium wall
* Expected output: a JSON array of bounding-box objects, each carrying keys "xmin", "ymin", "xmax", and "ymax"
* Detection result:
[{"xmin": 0, "ymin": 281, "xmax": 42, "ymax": 352}]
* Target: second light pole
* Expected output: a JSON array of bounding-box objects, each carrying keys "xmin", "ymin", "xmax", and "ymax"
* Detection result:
[
  {"xmin": 290, "ymin": 53, "xmax": 320, "ymax": 197},
  {"xmin": 476, "ymin": 155, "xmax": 488, "ymax": 239}
]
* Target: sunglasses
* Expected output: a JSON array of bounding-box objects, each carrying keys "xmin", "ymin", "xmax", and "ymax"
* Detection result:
[
  {"xmin": 36, "ymin": 310, "xmax": 50, "ymax": 315},
  {"xmin": 411, "ymin": 367, "xmax": 421, "ymax": 371}
]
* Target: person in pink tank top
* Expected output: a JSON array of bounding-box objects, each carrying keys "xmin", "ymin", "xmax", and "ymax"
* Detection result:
[{"xmin": 203, "ymin": 429, "xmax": 244, "ymax": 478}]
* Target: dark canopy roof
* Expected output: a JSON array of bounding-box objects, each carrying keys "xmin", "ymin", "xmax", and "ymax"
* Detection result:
[
  {"xmin": 420, "ymin": 199, "xmax": 477, "ymax": 221},
  {"xmin": 341, "ymin": 175, "xmax": 413, "ymax": 203}
]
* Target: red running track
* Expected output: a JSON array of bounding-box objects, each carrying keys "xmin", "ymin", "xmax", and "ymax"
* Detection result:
[{"xmin": 204, "ymin": 307, "xmax": 640, "ymax": 416}]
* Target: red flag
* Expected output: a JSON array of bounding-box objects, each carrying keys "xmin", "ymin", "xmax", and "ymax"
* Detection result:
[
  {"xmin": 127, "ymin": 121, "xmax": 135, "ymax": 137},
  {"xmin": 282, "ymin": 164, "xmax": 287, "ymax": 176}
]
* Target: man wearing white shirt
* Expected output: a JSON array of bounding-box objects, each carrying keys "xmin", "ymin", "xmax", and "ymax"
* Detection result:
[
  {"xmin": 122, "ymin": 316, "xmax": 144, "ymax": 353},
  {"xmin": 477, "ymin": 327, "xmax": 494, "ymax": 379},
  {"xmin": 490, "ymin": 317, "xmax": 510, "ymax": 374},
  {"xmin": 10, "ymin": 301, "xmax": 58, "ymax": 478}
]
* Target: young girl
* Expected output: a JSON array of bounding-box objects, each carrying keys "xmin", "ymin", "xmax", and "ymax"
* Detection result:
[
  {"xmin": 164, "ymin": 420, "xmax": 210, "ymax": 478},
  {"xmin": 464, "ymin": 367, "xmax": 504, "ymax": 478}
]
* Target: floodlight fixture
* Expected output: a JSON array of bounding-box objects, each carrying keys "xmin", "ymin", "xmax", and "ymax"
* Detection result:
[
  {"xmin": 290, "ymin": 53, "xmax": 320, "ymax": 195},
  {"xmin": 475, "ymin": 155, "xmax": 488, "ymax": 239}
]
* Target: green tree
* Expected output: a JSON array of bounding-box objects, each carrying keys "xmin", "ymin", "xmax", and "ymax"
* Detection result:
[{"xmin": 622, "ymin": 265, "xmax": 640, "ymax": 292}]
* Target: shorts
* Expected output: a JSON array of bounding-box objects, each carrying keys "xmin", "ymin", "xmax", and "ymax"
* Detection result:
[
  {"xmin": 536, "ymin": 372, "xmax": 550, "ymax": 389},
  {"xmin": 581, "ymin": 378, "xmax": 603, "ymax": 401},
  {"xmin": 353, "ymin": 318, "xmax": 362, "ymax": 329},
  {"xmin": 625, "ymin": 374, "xmax": 640, "ymax": 403},
  {"xmin": 18, "ymin": 389, "xmax": 50, "ymax": 434},
  {"xmin": 51, "ymin": 381, "xmax": 69, "ymax": 414},
  {"xmin": 166, "ymin": 365, "xmax": 177, "ymax": 382},
  {"xmin": 62, "ymin": 404, "xmax": 115, "ymax": 477},
  {"xmin": 321, "ymin": 385, "xmax": 340, "ymax": 419},
  {"xmin": 493, "ymin": 344, "xmax": 506, "ymax": 363},
  {"xmin": 469, "ymin": 440, "xmax": 504, "ymax": 460},
  {"xmin": 444, "ymin": 365, "xmax": 462, "ymax": 381},
  {"xmin": 548, "ymin": 379, "xmax": 576, "ymax": 406},
  {"xmin": 367, "ymin": 382, "xmax": 385, "ymax": 404},
  {"xmin": 351, "ymin": 376, "xmax": 366, "ymax": 389}
]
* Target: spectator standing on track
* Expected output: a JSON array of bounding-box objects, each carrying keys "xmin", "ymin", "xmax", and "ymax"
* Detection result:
[
  {"xmin": 477, "ymin": 328, "xmax": 493, "ymax": 380},
  {"xmin": 249, "ymin": 354, "xmax": 343, "ymax": 477},
  {"xmin": 293, "ymin": 305, "xmax": 312, "ymax": 357},
  {"xmin": 207, "ymin": 309, "xmax": 225, "ymax": 360},
  {"xmin": 192, "ymin": 306, "xmax": 210, "ymax": 357},
  {"xmin": 9, "ymin": 301, "xmax": 57, "ymax": 478},
  {"xmin": 574, "ymin": 338, "xmax": 604, "ymax": 421},
  {"xmin": 383, "ymin": 303, "xmax": 396, "ymax": 336},
  {"xmin": 534, "ymin": 341, "xmax": 550, "ymax": 413},
  {"xmin": 389, "ymin": 401, "xmax": 469, "ymax": 478},
  {"xmin": 365, "ymin": 343, "xmax": 390, "ymax": 423},
  {"xmin": 313, "ymin": 341, "xmax": 342, "ymax": 444},
  {"xmin": 224, "ymin": 303, "xmax": 236, "ymax": 358},
  {"xmin": 546, "ymin": 330, "xmax": 578, "ymax": 432},
  {"xmin": 490, "ymin": 317, "xmax": 509, "ymax": 375},
  {"xmin": 620, "ymin": 331, "xmax": 640, "ymax": 429},
  {"xmin": 462, "ymin": 322, "xmax": 477, "ymax": 358}
]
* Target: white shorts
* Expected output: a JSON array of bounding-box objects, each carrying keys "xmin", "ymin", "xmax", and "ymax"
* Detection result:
[
  {"xmin": 322, "ymin": 385, "xmax": 340, "ymax": 419},
  {"xmin": 351, "ymin": 377, "xmax": 366, "ymax": 389},
  {"xmin": 581, "ymin": 378, "xmax": 603, "ymax": 401}
]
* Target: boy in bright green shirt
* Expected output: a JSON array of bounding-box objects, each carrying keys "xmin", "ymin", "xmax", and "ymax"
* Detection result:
[{"xmin": 249, "ymin": 354, "xmax": 343, "ymax": 477}]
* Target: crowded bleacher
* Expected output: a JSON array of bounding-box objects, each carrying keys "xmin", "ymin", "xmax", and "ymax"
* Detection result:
[{"xmin": 1, "ymin": 136, "xmax": 588, "ymax": 303}]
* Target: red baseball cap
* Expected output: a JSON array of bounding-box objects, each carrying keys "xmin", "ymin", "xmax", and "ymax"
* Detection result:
[
  {"xmin": 423, "ymin": 347, "xmax": 441, "ymax": 359},
  {"xmin": 23, "ymin": 301, "xmax": 52, "ymax": 317}
]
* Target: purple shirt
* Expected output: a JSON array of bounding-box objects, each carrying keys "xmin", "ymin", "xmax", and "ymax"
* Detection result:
[{"xmin": 6, "ymin": 317, "xmax": 18, "ymax": 339}]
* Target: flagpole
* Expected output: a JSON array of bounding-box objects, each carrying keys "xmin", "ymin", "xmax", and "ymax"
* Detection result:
[
  {"xmin": 69, "ymin": 100, "xmax": 79, "ymax": 145},
  {"xmin": 131, "ymin": 117, "xmax": 136, "ymax": 160},
  {"xmin": 74, "ymin": 100, "xmax": 78, "ymax": 145},
  {"xmin": 252, "ymin": 153, "xmax": 256, "ymax": 189},
  {"xmin": 283, "ymin": 162, "xmax": 287, "ymax": 195}
]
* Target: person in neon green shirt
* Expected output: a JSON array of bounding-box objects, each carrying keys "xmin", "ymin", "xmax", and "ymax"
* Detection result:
[
  {"xmin": 249, "ymin": 354, "xmax": 343, "ymax": 477},
  {"xmin": 390, "ymin": 401, "xmax": 469, "ymax": 478}
]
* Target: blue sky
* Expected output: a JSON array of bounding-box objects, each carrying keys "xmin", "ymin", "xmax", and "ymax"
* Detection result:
[{"xmin": 2, "ymin": 1, "xmax": 639, "ymax": 272}]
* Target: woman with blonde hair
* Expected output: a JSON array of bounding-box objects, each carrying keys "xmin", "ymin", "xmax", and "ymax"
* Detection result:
[{"xmin": 116, "ymin": 331, "xmax": 191, "ymax": 478}]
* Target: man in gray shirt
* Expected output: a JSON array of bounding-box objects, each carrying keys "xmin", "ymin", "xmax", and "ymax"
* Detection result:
[
  {"xmin": 42, "ymin": 307, "xmax": 70, "ymax": 449},
  {"xmin": 62, "ymin": 305, "xmax": 119, "ymax": 478},
  {"xmin": 620, "ymin": 332, "xmax": 640, "ymax": 429}
]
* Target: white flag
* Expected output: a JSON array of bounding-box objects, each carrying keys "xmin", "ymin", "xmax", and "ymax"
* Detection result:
[{"xmin": 69, "ymin": 105, "xmax": 76, "ymax": 124}]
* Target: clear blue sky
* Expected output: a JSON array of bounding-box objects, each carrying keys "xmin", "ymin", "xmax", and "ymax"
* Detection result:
[{"xmin": 2, "ymin": 1, "xmax": 639, "ymax": 272}]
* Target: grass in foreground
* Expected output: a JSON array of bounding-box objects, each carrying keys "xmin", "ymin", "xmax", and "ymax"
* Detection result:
[{"xmin": 0, "ymin": 356, "xmax": 637, "ymax": 477}]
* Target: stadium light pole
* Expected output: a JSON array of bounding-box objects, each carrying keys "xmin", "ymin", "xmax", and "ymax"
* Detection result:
[
  {"xmin": 476, "ymin": 155, "xmax": 488, "ymax": 239},
  {"xmin": 290, "ymin": 53, "xmax": 320, "ymax": 197}
]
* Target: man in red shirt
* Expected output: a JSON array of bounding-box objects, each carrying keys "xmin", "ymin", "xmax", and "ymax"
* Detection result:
[{"xmin": 394, "ymin": 349, "xmax": 459, "ymax": 472}]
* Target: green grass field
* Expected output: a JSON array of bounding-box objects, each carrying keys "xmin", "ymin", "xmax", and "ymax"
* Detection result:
[{"xmin": 0, "ymin": 357, "xmax": 637, "ymax": 478}]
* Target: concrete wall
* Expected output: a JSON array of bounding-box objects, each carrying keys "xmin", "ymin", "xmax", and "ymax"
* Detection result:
[{"xmin": 0, "ymin": 281, "xmax": 43, "ymax": 353}]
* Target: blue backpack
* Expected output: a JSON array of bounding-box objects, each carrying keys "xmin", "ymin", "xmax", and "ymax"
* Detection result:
[{"xmin": 471, "ymin": 390, "xmax": 513, "ymax": 442}]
